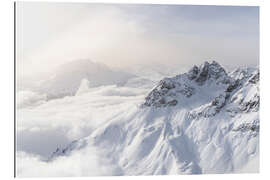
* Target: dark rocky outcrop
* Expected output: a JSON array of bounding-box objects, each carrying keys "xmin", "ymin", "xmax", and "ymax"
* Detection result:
[{"xmin": 143, "ymin": 61, "xmax": 229, "ymax": 108}]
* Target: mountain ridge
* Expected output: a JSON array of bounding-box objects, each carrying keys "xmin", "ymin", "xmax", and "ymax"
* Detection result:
[{"xmin": 48, "ymin": 61, "xmax": 259, "ymax": 175}]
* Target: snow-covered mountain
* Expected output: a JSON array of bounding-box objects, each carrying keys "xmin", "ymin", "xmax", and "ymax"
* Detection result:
[
  {"xmin": 35, "ymin": 59, "xmax": 136, "ymax": 99},
  {"xmin": 48, "ymin": 61, "xmax": 259, "ymax": 175}
]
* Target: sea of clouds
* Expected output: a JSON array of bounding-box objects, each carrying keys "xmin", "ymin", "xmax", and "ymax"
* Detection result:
[{"xmin": 16, "ymin": 82, "xmax": 151, "ymax": 177}]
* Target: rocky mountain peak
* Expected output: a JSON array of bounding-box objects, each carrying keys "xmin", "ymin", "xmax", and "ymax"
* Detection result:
[
  {"xmin": 143, "ymin": 61, "xmax": 259, "ymax": 109},
  {"xmin": 143, "ymin": 61, "xmax": 230, "ymax": 108},
  {"xmin": 188, "ymin": 61, "xmax": 229, "ymax": 84}
]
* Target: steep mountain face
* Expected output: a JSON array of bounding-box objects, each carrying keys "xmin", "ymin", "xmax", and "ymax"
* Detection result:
[
  {"xmin": 37, "ymin": 59, "xmax": 135, "ymax": 99},
  {"xmin": 49, "ymin": 61, "xmax": 259, "ymax": 175},
  {"xmin": 143, "ymin": 61, "xmax": 231, "ymax": 108}
]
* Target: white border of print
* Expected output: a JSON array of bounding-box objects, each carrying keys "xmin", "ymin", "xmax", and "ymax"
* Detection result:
[{"xmin": 1, "ymin": 0, "xmax": 269, "ymax": 180}]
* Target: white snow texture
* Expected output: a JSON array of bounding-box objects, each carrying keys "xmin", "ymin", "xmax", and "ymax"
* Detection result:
[{"xmin": 16, "ymin": 60, "xmax": 259, "ymax": 177}]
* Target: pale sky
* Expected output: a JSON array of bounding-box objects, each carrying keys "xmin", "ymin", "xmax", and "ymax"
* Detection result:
[{"xmin": 16, "ymin": 2, "xmax": 259, "ymax": 76}]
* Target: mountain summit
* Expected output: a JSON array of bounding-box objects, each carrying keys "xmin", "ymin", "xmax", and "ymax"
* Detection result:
[
  {"xmin": 143, "ymin": 61, "xmax": 258, "ymax": 110},
  {"xmin": 144, "ymin": 61, "xmax": 231, "ymax": 107}
]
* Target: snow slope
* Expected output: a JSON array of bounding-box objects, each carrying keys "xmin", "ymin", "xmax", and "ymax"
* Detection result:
[{"xmin": 17, "ymin": 61, "xmax": 259, "ymax": 176}]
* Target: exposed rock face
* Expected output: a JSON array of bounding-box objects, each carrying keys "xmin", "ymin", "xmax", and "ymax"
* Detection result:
[
  {"xmin": 229, "ymin": 68, "xmax": 259, "ymax": 113},
  {"xmin": 226, "ymin": 79, "xmax": 240, "ymax": 92},
  {"xmin": 143, "ymin": 61, "xmax": 260, "ymax": 136},
  {"xmin": 195, "ymin": 63, "xmax": 209, "ymax": 84},
  {"xmin": 187, "ymin": 65, "xmax": 199, "ymax": 80},
  {"xmin": 143, "ymin": 77, "xmax": 195, "ymax": 107},
  {"xmin": 211, "ymin": 93, "xmax": 228, "ymax": 109},
  {"xmin": 189, "ymin": 93, "xmax": 229, "ymax": 119},
  {"xmin": 143, "ymin": 61, "xmax": 231, "ymax": 108},
  {"xmin": 249, "ymin": 72, "xmax": 259, "ymax": 84},
  {"xmin": 193, "ymin": 61, "xmax": 230, "ymax": 85},
  {"xmin": 233, "ymin": 123, "xmax": 259, "ymax": 133},
  {"xmin": 48, "ymin": 140, "xmax": 87, "ymax": 161},
  {"xmin": 240, "ymin": 94, "xmax": 260, "ymax": 112}
]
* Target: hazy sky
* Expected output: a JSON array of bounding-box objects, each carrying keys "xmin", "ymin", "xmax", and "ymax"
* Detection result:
[{"xmin": 17, "ymin": 2, "xmax": 259, "ymax": 76}]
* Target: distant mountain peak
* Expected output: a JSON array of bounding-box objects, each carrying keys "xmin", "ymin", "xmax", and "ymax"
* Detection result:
[{"xmin": 38, "ymin": 59, "xmax": 135, "ymax": 99}]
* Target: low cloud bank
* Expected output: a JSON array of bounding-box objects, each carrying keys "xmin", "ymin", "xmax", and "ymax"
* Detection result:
[
  {"xmin": 17, "ymin": 146, "xmax": 123, "ymax": 177},
  {"xmin": 16, "ymin": 85, "xmax": 147, "ymax": 159},
  {"xmin": 17, "ymin": 91, "xmax": 47, "ymax": 109}
]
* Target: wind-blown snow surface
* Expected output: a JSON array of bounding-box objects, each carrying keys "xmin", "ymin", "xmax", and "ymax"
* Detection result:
[{"xmin": 16, "ymin": 61, "xmax": 259, "ymax": 177}]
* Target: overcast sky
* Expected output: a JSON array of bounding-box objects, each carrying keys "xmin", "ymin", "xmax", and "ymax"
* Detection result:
[{"xmin": 16, "ymin": 2, "xmax": 259, "ymax": 76}]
